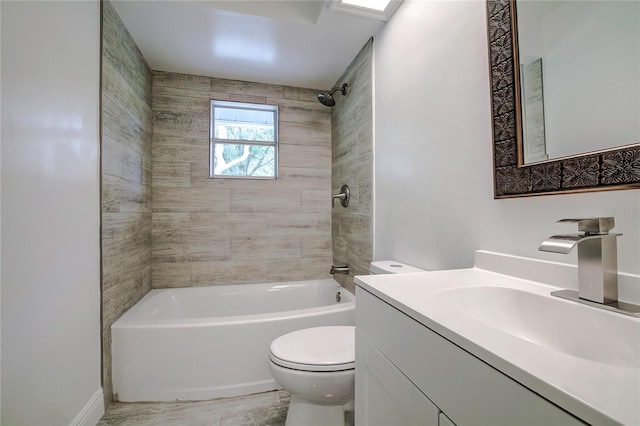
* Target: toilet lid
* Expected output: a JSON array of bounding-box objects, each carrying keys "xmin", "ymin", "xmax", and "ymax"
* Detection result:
[{"xmin": 270, "ymin": 326, "xmax": 355, "ymax": 372}]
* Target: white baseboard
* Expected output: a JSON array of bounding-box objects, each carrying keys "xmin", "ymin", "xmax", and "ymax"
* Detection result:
[{"xmin": 70, "ymin": 388, "xmax": 104, "ymax": 426}]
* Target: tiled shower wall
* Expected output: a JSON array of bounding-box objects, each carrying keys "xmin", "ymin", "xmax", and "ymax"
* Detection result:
[
  {"xmin": 331, "ymin": 40, "xmax": 374, "ymax": 293},
  {"xmin": 101, "ymin": 1, "xmax": 153, "ymax": 406},
  {"xmin": 151, "ymin": 72, "xmax": 333, "ymax": 287}
]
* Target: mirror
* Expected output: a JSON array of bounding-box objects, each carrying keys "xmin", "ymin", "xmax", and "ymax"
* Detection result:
[
  {"xmin": 487, "ymin": 0, "xmax": 640, "ymax": 197},
  {"xmin": 516, "ymin": 0, "xmax": 639, "ymax": 164}
]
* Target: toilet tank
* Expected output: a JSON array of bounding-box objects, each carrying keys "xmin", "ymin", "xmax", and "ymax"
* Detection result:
[{"xmin": 369, "ymin": 260, "xmax": 426, "ymax": 275}]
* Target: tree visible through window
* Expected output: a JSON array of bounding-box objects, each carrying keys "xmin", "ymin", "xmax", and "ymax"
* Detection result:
[{"xmin": 210, "ymin": 100, "xmax": 278, "ymax": 178}]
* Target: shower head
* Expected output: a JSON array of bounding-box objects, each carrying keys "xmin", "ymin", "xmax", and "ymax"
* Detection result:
[
  {"xmin": 317, "ymin": 92, "xmax": 336, "ymax": 107},
  {"xmin": 317, "ymin": 83, "xmax": 348, "ymax": 107}
]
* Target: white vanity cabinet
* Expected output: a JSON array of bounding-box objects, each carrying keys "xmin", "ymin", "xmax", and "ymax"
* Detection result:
[{"xmin": 355, "ymin": 287, "xmax": 585, "ymax": 426}]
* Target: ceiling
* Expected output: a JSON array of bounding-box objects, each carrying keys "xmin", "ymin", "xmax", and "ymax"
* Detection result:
[{"xmin": 111, "ymin": 0, "xmax": 388, "ymax": 90}]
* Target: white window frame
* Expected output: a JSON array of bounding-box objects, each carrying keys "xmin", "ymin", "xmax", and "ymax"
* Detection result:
[{"xmin": 209, "ymin": 100, "xmax": 279, "ymax": 179}]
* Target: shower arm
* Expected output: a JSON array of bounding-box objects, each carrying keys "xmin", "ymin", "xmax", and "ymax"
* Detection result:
[{"xmin": 329, "ymin": 83, "xmax": 348, "ymax": 95}]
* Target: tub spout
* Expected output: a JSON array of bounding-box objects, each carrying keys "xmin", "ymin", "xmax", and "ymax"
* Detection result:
[{"xmin": 330, "ymin": 265, "xmax": 349, "ymax": 275}]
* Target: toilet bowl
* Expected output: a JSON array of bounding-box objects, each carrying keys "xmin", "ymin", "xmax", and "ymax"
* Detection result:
[
  {"xmin": 269, "ymin": 261, "xmax": 425, "ymax": 426},
  {"xmin": 269, "ymin": 326, "xmax": 355, "ymax": 426}
]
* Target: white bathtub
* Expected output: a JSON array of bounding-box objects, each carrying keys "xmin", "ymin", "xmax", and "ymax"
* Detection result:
[{"xmin": 111, "ymin": 279, "xmax": 355, "ymax": 402}]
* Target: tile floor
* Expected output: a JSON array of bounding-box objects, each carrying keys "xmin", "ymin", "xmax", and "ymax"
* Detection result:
[{"xmin": 97, "ymin": 390, "xmax": 290, "ymax": 426}]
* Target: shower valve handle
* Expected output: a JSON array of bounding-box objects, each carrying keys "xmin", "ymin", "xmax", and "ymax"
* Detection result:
[{"xmin": 332, "ymin": 185, "xmax": 350, "ymax": 208}]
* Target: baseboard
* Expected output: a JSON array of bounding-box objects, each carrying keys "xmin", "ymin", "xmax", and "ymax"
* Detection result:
[{"xmin": 70, "ymin": 388, "xmax": 104, "ymax": 426}]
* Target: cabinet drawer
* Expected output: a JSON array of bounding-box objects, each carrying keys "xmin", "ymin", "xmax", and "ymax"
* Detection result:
[
  {"xmin": 356, "ymin": 288, "xmax": 584, "ymax": 426},
  {"xmin": 356, "ymin": 330, "xmax": 440, "ymax": 426}
]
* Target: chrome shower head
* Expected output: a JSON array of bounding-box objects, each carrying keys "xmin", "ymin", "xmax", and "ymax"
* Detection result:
[
  {"xmin": 317, "ymin": 83, "xmax": 348, "ymax": 107},
  {"xmin": 317, "ymin": 92, "xmax": 336, "ymax": 107}
]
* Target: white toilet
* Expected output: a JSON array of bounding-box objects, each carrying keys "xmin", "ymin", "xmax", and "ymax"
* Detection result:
[
  {"xmin": 369, "ymin": 260, "xmax": 426, "ymax": 275},
  {"xmin": 269, "ymin": 260, "xmax": 425, "ymax": 426}
]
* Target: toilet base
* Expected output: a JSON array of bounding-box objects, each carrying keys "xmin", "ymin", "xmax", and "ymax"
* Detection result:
[{"xmin": 285, "ymin": 396, "xmax": 353, "ymax": 426}]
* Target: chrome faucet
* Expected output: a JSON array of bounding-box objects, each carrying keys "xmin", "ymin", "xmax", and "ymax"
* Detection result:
[{"xmin": 539, "ymin": 217, "xmax": 639, "ymax": 316}]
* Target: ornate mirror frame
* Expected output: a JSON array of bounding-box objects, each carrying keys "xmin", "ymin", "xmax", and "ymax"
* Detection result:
[{"xmin": 486, "ymin": 0, "xmax": 640, "ymax": 198}]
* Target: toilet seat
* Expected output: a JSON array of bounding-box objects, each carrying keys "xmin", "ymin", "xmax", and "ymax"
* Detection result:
[{"xmin": 269, "ymin": 326, "xmax": 355, "ymax": 372}]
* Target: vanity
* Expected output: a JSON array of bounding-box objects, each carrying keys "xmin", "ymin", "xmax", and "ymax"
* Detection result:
[{"xmin": 354, "ymin": 251, "xmax": 639, "ymax": 425}]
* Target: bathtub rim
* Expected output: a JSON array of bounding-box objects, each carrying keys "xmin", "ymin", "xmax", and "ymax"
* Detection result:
[
  {"xmin": 111, "ymin": 279, "xmax": 355, "ymax": 328},
  {"xmin": 112, "ymin": 301, "xmax": 355, "ymax": 329}
]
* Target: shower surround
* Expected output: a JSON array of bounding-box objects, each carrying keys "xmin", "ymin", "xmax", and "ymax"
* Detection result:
[
  {"xmin": 331, "ymin": 40, "xmax": 374, "ymax": 293},
  {"xmin": 101, "ymin": 0, "xmax": 373, "ymax": 406},
  {"xmin": 101, "ymin": 0, "xmax": 153, "ymax": 407},
  {"xmin": 151, "ymin": 72, "xmax": 333, "ymax": 287}
]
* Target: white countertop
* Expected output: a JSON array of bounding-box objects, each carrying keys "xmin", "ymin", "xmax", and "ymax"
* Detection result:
[{"xmin": 355, "ymin": 266, "xmax": 640, "ymax": 425}]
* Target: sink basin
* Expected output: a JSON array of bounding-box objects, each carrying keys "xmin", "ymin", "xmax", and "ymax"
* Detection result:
[{"xmin": 435, "ymin": 286, "xmax": 639, "ymax": 369}]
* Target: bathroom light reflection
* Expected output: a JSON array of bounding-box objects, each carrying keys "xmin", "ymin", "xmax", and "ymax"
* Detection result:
[{"xmin": 214, "ymin": 37, "xmax": 276, "ymax": 64}]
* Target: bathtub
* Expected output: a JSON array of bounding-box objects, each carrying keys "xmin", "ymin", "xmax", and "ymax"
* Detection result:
[{"xmin": 111, "ymin": 279, "xmax": 355, "ymax": 402}]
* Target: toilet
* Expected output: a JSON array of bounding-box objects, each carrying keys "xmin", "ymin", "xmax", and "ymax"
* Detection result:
[
  {"xmin": 269, "ymin": 260, "xmax": 426, "ymax": 426},
  {"xmin": 369, "ymin": 260, "xmax": 426, "ymax": 275}
]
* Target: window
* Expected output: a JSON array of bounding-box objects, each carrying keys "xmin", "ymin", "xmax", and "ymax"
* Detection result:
[
  {"xmin": 210, "ymin": 100, "xmax": 278, "ymax": 178},
  {"xmin": 329, "ymin": 0, "xmax": 402, "ymax": 21}
]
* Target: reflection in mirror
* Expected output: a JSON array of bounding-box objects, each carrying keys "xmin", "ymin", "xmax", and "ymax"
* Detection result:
[
  {"xmin": 487, "ymin": 0, "xmax": 640, "ymax": 198},
  {"xmin": 515, "ymin": 0, "xmax": 640, "ymax": 164}
]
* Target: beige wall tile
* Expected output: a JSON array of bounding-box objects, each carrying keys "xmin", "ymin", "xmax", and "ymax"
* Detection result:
[
  {"xmin": 190, "ymin": 261, "xmax": 268, "ymax": 286},
  {"xmin": 279, "ymin": 121, "xmax": 331, "ymax": 147},
  {"xmin": 102, "ymin": 95, "xmax": 122, "ymax": 141},
  {"xmin": 153, "ymin": 136, "xmax": 209, "ymax": 163},
  {"xmin": 151, "ymin": 71, "xmax": 332, "ymax": 288},
  {"xmin": 266, "ymin": 212, "xmax": 330, "ymax": 236},
  {"xmin": 337, "ymin": 213, "xmax": 370, "ymax": 244},
  {"xmin": 153, "ymin": 71, "xmax": 210, "ymax": 91},
  {"xmin": 103, "ymin": 63, "xmax": 151, "ymax": 125},
  {"xmin": 102, "ymin": 135, "xmax": 126, "ymax": 181},
  {"xmin": 210, "ymin": 78, "xmax": 284, "ymax": 98},
  {"xmin": 152, "ymin": 262, "xmax": 192, "ymax": 288},
  {"xmin": 279, "ymin": 167, "xmax": 331, "ymax": 190},
  {"xmin": 152, "ymin": 88, "xmax": 211, "ymax": 115},
  {"xmin": 265, "ymin": 257, "xmax": 332, "ymax": 282},
  {"xmin": 152, "ymin": 212, "xmax": 231, "ymax": 263},
  {"xmin": 153, "ymin": 186, "xmax": 231, "ymax": 212},
  {"xmin": 230, "ymin": 189, "xmax": 301, "ymax": 213},
  {"xmin": 302, "ymin": 234, "xmax": 332, "ymax": 258},
  {"xmin": 283, "ymin": 86, "xmax": 324, "ymax": 102},
  {"xmin": 229, "ymin": 93, "xmax": 268, "ymax": 104},
  {"xmin": 152, "ymin": 110, "xmax": 210, "ymax": 139},
  {"xmin": 191, "ymin": 165, "xmax": 277, "ymax": 188},
  {"xmin": 191, "ymin": 213, "xmax": 267, "ymax": 237},
  {"xmin": 279, "ymin": 143, "xmax": 331, "ymax": 169},
  {"xmin": 331, "ymin": 39, "xmax": 373, "ymax": 292},
  {"xmin": 302, "ymin": 189, "xmax": 331, "ymax": 213},
  {"xmin": 102, "ymin": 213, "xmax": 152, "ymax": 294},
  {"xmin": 271, "ymin": 98, "xmax": 330, "ymax": 124},
  {"xmin": 119, "ymin": 178, "xmax": 151, "ymax": 213},
  {"xmin": 102, "ymin": 175, "xmax": 123, "ymax": 213},
  {"xmin": 119, "ymin": 109, "xmax": 152, "ymax": 155},
  {"xmin": 102, "ymin": 1, "xmax": 153, "ymax": 407},
  {"xmin": 231, "ymin": 235, "xmax": 302, "ymax": 260},
  {"xmin": 152, "ymin": 161, "xmax": 191, "ymax": 188}
]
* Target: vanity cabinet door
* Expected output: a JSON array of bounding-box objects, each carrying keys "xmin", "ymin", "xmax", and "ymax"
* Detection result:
[
  {"xmin": 356, "ymin": 330, "xmax": 439, "ymax": 426},
  {"xmin": 439, "ymin": 412, "xmax": 457, "ymax": 426}
]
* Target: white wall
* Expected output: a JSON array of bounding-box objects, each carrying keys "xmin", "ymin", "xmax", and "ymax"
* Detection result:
[
  {"xmin": 518, "ymin": 0, "xmax": 639, "ymax": 158},
  {"xmin": 1, "ymin": 1, "xmax": 103, "ymax": 424},
  {"xmin": 374, "ymin": 0, "xmax": 640, "ymax": 275}
]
